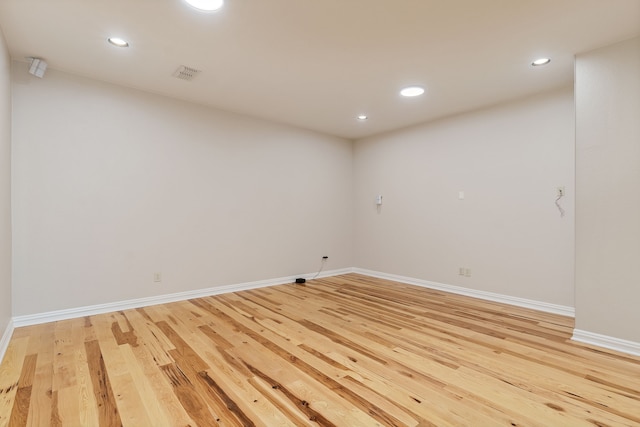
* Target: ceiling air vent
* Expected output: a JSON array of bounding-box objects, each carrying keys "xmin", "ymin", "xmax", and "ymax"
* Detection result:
[{"xmin": 172, "ymin": 65, "xmax": 201, "ymax": 81}]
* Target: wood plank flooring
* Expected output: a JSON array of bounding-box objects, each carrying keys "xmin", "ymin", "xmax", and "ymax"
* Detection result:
[{"xmin": 1, "ymin": 273, "xmax": 639, "ymax": 426}]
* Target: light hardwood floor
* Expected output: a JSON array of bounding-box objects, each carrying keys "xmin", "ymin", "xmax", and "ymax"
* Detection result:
[{"xmin": 1, "ymin": 274, "xmax": 639, "ymax": 426}]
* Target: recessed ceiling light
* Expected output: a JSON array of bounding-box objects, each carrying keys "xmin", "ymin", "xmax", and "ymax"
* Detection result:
[
  {"xmin": 184, "ymin": 0, "xmax": 224, "ymax": 11},
  {"xmin": 532, "ymin": 58, "xmax": 551, "ymax": 66},
  {"xmin": 357, "ymin": 115, "xmax": 368, "ymax": 121},
  {"xmin": 400, "ymin": 86, "xmax": 425, "ymax": 97},
  {"xmin": 107, "ymin": 37, "xmax": 129, "ymax": 47}
]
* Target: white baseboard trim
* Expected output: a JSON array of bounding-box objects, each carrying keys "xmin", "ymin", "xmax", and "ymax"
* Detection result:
[
  {"xmin": 11, "ymin": 268, "xmax": 640, "ymax": 359},
  {"xmin": 0, "ymin": 318, "xmax": 15, "ymax": 364},
  {"xmin": 572, "ymin": 329, "xmax": 640, "ymax": 357},
  {"xmin": 12, "ymin": 268, "xmax": 353, "ymax": 328},
  {"xmin": 353, "ymin": 268, "xmax": 575, "ymax": 317}
]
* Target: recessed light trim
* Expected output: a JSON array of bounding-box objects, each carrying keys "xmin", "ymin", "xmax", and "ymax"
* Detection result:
[
  {"xmin": 108, "ymin": 37, "xmax": 129, "ymax": 47},
  {"xmin": 532, "ymin": 57, "xmax": 551, "ymax": 66},
  {"xmin": 184, "ymin": 0, "xmax": 224, "ymax": 11},
  {"xmin": 400, "ymin": 86, "xmax": 425, "ymax": 97},
  {"xmin": 357, "ymin": 115, "xmax": 368, "ymax": 121}
]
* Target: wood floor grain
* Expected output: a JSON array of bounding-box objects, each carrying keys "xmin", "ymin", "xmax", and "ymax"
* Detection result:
[{"xmin": 1, "ymin": 273, "xmax": 639, "ymax": 426}]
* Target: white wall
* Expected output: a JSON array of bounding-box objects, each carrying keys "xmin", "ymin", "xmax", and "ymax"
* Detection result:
[
  {"xmin": 575, "ymin": 37, "xmax": 640, "ymax": 343},
  {"xmin": 11, "ymin": 64, "xmax": 353, "ymax": 316},
  {"xmin": 354, "ymin": 88, "xmax": 575, "ymax": 306},
  {"xmin": 0, "ymin": 30, "xmax": 11, "ymax": 332}
]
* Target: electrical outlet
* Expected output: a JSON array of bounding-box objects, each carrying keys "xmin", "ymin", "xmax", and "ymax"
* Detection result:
[
  {"xmin": 556, "ymin": 186, "xmax": 565, "ymax": 197},
  {"xmin": 465, "ymin": 268, "xmax": 471, "ymax": 277},
  {"xmin": 459, "ymin": 267, "xmax": 465, "ymax": 276},
  {"xmin": 153, "ymin": 272, "xmax": 162, "ymax": 283}
]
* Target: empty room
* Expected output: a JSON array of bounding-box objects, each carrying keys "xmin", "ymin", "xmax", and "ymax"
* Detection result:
[{"xmin": 1, "ymin": 0, "xmax": 639, "ymax": 425}]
